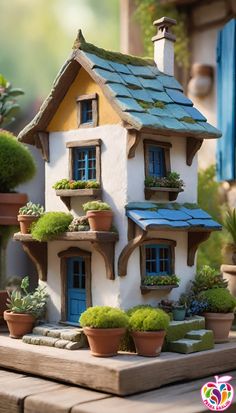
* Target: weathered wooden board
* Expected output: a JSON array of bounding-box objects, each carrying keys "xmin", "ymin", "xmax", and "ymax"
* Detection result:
[
  {"xmin": 1, "ymin": 333, "xmax": 236, "ymax": 396},
  {"xmin": 24, "ymin": 387, "xmax": 110, "ymax": 413},
  {"xmin": 0, "ymin": 376, "xmax": 63, "ymax": 413},
  {"xmin": 72, "ymin": 374, "xmax": 236, "ymax": 413}
]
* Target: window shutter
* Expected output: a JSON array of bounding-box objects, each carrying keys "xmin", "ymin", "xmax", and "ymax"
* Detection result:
[{"xmin": 216, "ymin": 19, "xmax": 236, "ymax": 181}]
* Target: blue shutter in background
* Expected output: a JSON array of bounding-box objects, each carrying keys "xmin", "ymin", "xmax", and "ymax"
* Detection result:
[{"xmin": 216, "ymin": 19, "xmax": 236, "ymax": 181}]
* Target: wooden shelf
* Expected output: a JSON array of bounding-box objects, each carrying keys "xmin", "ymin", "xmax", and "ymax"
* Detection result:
[
  {"xmin": 140, "ymin": 284, "xmax": 179, "ymax": 294},
  {"xmin": 14, "ymin": 231, "xmax": 118, "ymax": 280},
  {"xmin": 55, "ymin": 189, "xmax": 102, "ymax": 210},
  {"xmin": 144, "ymin": 187, "xmax": 183, "ymax": 201}
]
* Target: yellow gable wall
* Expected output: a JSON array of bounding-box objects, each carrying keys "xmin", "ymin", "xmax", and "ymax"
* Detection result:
[{"xmin": 47, "ymin": 67, "xmax": 120, "ymax": 131}]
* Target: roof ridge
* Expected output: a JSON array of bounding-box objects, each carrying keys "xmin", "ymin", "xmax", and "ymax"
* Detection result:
[{"xmin": 73, "ymin": 29, "xmax": 154, "ymax": 67}]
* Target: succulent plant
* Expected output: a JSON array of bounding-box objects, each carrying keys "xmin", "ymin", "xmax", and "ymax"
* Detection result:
[
  {"xmin": 7, "ymin": 276, "xmax": 47, "ymax": 319},
  {"xmin": 68, "ymin": 216, "xmax": 90, "ymax": 232},
  {"xmin": 18, "ymin": 201, "xmax": 44, "ymax": 217},
  {"xmin": 83, "ymin": 200, "xmax": 111, "ymax": 212}
]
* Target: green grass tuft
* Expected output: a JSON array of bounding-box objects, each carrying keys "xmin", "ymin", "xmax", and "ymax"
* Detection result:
[{"xmin": 31, "ymin": 212, "xmax": 73, "ymax": 241}]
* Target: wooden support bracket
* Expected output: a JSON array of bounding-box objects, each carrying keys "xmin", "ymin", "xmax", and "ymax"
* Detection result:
[
  {"xmin": 118, "ymin": 227, "xmax": 147, "ymax": 276},
  {"xmin": 127, "ymin": 130, "xmax": 140, "ymax": 159},
  {"xmin": 92, "ymin": 241, "xmax": 116, "ymax": 280},
  {"xmin": 35, "ymin": 132, "xmax": 50, "ymax": 162},
  {"xmin": 186, "ymin": 137, "xmax": 203, "ymax": 166},
  {"xmin": 22, "ymin": 241, "xmax": 47, "ymax": 281},
  {"xmin": 187, "ymin": 231, "xmax": 211, "ymax": 266}
]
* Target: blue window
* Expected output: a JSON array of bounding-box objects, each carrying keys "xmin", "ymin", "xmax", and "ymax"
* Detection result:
[
  {"xmin": 145, "ymin": 244, "xmax": 171, "ymax": 276},
  {"xmin": 148, "ymin": 146, "xmax": 165, "ymax": 178},
  {"xmin": 73, "ymin": 146, "xmax": 96, "ymax": 181},
  {"xmin": 81, "ymin": 100, "xmax": 93, "ymax": 124}
]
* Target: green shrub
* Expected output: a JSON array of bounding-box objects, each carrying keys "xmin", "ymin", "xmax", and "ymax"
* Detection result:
[
  {"xmin": 79, "ymin": 306, "xmax": 129, "ymax": 328},
  {"xmin": 126, "ymin": 304, "xmax": 153, "ymax": 317},
  {"xmin": 129, "ymin": 308, "xmax": 170, "ymax": 331},
  {"xmin": 192, "ymin": 265, "xmax": 228, "ymax": 294},
  {"xmin": 200, "ymin": 288, "xmax": 236, "ymax": 313},
  {"xmin": 0, "ymin": 130, "xmax": 36, "ymax": 192},
  {"xmin": 31, "ymin": 212, "xmax": 73, "ymax": 241},
  {"xmin": 83, "ymin": 201, "xmax": 111, "ymax": 212},
  {"xmin": 142, "ymin": 275, "xmax": 180, "ymax": 286},
  {"xmin": 223, "ymin": 208, "xmax": 236, "ymax": 245}
]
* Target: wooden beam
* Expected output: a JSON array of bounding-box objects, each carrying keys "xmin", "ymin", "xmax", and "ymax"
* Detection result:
[
  {"xmin": 66, "ymin": 139, "xmax": 101, "ymax": 148},
  {"xmin": 127, "ymin": 129, "xmax": 140, "ymax": 159},
  {"xmin": 22, "ymin": 241, "xmax": 47, "ymax": 281},
  {"xmin": 118, "ymin": 227, "xmax": 147, "ymax": 276},
  {"xmin": 186, "ymin": 137, "xmax": 203, "ymax": 166},
  {"xmin": 187, "ymin": 231, "xmax": 211, "ymax": 266}
]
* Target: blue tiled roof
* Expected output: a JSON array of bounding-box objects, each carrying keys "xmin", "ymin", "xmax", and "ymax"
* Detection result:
[
  {"xmin": 18, "ymin": 34, "xmax": 222, "ymax": 144},
  {"xmin": 78, "ymin": 45, "xmax": 221, "ymax": 138},
  {"xmin": 126, "ymin": 202, "xmax": 221, "ymax": 231}
]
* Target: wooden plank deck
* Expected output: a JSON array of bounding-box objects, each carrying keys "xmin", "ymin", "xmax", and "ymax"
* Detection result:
[
  {"xmin": 1, "ymin": 333, "xmax": 236, "ymax": 396},
  {"xmin": 0, "ymin": 368, "xmax": 236, "ymax": 413}
]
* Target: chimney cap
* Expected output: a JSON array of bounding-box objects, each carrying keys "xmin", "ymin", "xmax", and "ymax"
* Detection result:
[{"xmin": 152, "ymin": 16, "xmax": 177, "ymax": 42}]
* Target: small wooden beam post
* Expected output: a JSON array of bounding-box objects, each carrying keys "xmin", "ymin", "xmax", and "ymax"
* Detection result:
[
  {"xmin": 118, "ymin": 227, "xmax": 147, "ymax": 276},
  {"xmin": 127, "ymin": 129, "xmax": 140, "ymax": 159},
  {"xmin": 187, "ymin": 231, "xmax": 211, "ymax": 266},
  {"xmin": 186, "ymin": 137, "xmax": 203, "ymax": 166},
  {"xmin": 92, "ymin": 241, "xmax": 116, "ymax": 280},
  {"xmin": 22, "ymin": 241, "xmax": 47, "ymax": 281}
]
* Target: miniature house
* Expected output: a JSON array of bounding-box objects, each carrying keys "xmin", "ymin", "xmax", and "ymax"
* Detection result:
[{"xmin": 16, "ymin": 18, "xmax": 221, "ymax": 324}]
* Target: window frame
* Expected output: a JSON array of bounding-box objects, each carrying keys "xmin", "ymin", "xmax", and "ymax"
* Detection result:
[
  {"xmin": 76, "ymin": 93, "xmax": 98, "ymax": 128},
  {"xmin": 66, "ymin": 139, "xmax": 101, "ymax": 184},
  {"xmin": 140, "ymin": 239, "xmax": 176, "ymax": 282},
  {"xmin": 144, "ymin": 139, "xmax": 172, "ymax": 180},
  {"xmin": 58, "ymin": 247, "xmax": 92, "ymax": 323}
]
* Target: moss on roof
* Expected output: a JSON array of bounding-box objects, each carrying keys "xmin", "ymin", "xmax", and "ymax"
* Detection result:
[
  {"xmin": 137, "ymin": 100, "xmax": 165, "ymax": 110},
  {"xmin": 180, "ymin": 116, "xmax": 196, "ymax": 124},
  {"xmin": 75, "ymin": 29, "xmax": 154, "ymax": 67}
]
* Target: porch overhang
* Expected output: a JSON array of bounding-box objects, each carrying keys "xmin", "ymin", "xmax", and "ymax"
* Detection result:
[{"xmin": 118, "ymin": 202, "xmax": 221, "ymax": 276}]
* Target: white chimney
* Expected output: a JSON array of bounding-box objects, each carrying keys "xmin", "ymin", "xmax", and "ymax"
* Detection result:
[{"xmin": 152, "ymin": 17, "xmax": 176, "ymax": 76}]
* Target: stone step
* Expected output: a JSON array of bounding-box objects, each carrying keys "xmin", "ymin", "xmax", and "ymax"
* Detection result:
[
  {"xmin": 33, "ymin": 323, "xmax": 84, "ymax": 342},
  {"xmin": 22, "ymin": 333, "xmax": 87, "ymax": 350},
  {"xmin": 22, "ymin": 323, "xmax": 88, "ymax": 350},
  {"xmin": 168, "ymin": 329, "xmax": 214, "ymax": 354}
]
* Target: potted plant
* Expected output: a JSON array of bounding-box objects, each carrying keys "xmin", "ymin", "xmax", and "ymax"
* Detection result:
[
  {"xmin": 0, "ymin": 129, "xmax": 36, "ymax": 225},
  {"xmin": 18, "ymin": 201, "xmax": 44, "ymax": 234},
  {"xmin": 0, "ymin": 276, "xmax": 22, "ymax": 325},
  {"xmin": 82, "ymin": 201, "xmax": 113, "ymax": 231},
  {"xmin": 172, "ymin": 298, "xmax": 187, "ymax": 321},
  {"xmin": 199, "ymin": 288, "xmax": 236, "ymax": 343},
  {"xmin": 144, "ymin": 172, "xmax": 184, "ymax": 201},
  {"xmin": 141, "ymin": 275, "xmax": 180, "ymax": 293},
  {"xmin": 79, "ymin": 306, "xmax": 129, "ymax": 357},
  {"xmin": 129, "ymin": 307, "xmax": 170, "ymax": 357},
  {"xmin": 4, "ymin": 276, "xmax": 47, "ymax": 338}
]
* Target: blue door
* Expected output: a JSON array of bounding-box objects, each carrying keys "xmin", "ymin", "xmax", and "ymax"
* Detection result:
[{"xmin": 67, "ymin": 257, "xmax": 86, "ymax": 323}]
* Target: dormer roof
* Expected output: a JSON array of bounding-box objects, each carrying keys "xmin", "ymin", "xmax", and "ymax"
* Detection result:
[{"xmin": 19, "ymin": 31, "xmax": 221, "ymax": 144}]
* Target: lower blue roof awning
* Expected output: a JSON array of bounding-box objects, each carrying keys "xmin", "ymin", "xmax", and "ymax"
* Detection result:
[{"xmin": 126, "ymin": 202, "xmax": 222, "ymax": 231}]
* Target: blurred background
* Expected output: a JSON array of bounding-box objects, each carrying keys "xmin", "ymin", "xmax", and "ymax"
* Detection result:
[{"xmin": 1, "ymin": 0, "xmax": 236, "ymax": 277}]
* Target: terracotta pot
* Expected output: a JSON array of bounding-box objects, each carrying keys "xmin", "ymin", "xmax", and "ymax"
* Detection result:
[
  {"xmin": 17, "ymin": 215, "xmax": 39, "ymax": 234},
  {"xmin": 4, "ymin": 310, "xmax": 35, "ymax": 339},
  {"xmin": 204, "ymin": 312, "xmax": 234, "ymax": 343},
  {"xmin": 0, "ymin": 291, "xmax": 8, "ymax": 325},
  {"xmin": 86, "ymin": 210, "xmax": 113, "ymax": 231},
  {"xmin": 83, "ymin": 327, "xmax": 126, "ymax": 357},
  {"xmin": 0, "ymin": 193, "xmax": 28, "ymax": 225},
  {"xmin": 131, "ymin": 330, "xmax": 166, "ymax": 357}
]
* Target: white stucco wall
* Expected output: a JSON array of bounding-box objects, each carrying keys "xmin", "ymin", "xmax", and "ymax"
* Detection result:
[
  {"xmin": 44, "ymin": 123, "xmax": 197, "ymax": 321},
  {"xmin": 45, "ymin": 124, "xmax": 128, "ymax": 320}
]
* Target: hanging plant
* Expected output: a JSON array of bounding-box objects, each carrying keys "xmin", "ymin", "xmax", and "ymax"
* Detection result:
[{"xmin": 134, "ymin": 0, "xmax": 189, "ymax": 69}]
